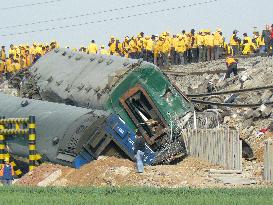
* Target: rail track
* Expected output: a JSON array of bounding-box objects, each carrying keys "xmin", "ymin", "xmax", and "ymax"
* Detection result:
[{"xmin": 163, "ymin": 67, "xmax": 247, "ymax": 76}]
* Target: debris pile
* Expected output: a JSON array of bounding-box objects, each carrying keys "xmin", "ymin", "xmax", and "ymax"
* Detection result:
[
  {"xmin": 16, "ymin": 156, "xmax": 271, "ymax": 188},
  {"xmin": 168, "ymin": 56, "xmax": 273, "ymax": 161}
]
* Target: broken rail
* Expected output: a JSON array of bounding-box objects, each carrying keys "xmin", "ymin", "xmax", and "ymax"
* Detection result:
[{"xmin": 182, "ymin": 128, "xmax": 242, "ymax": 170}]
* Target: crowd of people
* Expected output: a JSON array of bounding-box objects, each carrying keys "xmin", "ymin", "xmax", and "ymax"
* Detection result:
[{"xmin": 0, "ymin": 24, "xmax": 272, "ymax": 79}]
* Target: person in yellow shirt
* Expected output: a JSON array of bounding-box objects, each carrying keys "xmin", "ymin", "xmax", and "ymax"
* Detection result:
[
  {"xmin": 1, "ymin": 46, "xmax": 6, "ymax": 61},
  {"xmin": 12, "ymin": 59, "xmax": 21, "ymax": 72},
  {"xmin": 8, "ymin": 44, "xmax": 16, "ymax": 57},
  {"xmin": 87, "ymin": 40, "xmax": 98, "ymax": 54},
  {"xmin": 161, "ymin": 36, "xmax": 170, "ymax": 67},
  {"xmin": 204, "ymin": 30, "xmax": 214, "ymax": 61},
  {"xmin": 189, "ymin": 29, "xmax": 198, "ymax": 63},
  {"xmin": 122, "ymin": 36, "xmax": 130, "ymax": 58},
  {"xmin": 144, "ymin": 36, "xmax": 154, "ymax": 63},
  {"xmin": 174, "ymin": 35, "xmax": 186, "ymax": 65},
  {"xmin": 169, "ymin": 35, "xmax": 177, "ymax": 65},
  {"xmin": 5, "ymin": 56, "xmax": 13, "ymax": 79},
  {"xmin": 256, "ymin": 32, "xmax": 266, "ymax": 54},
  {"xmin": 225, "ymin": 55, "xmax": 238, "ymax": 79},
  {"xmin": 197, "ymin": 30, "xmax": 206, "ymax": 62},
  {"xmin": 129, "ymin": 37, "xmax": 138, "ymax": 59},
  {"xmin": 0, "ymin": 60, "xmax": 5, "ymax": 82},
  {"xmin": 153, "ymin": 36, "xmax": 162, "ymax": 66},
  {"xmin": 115, "ymin": 39, "xmax": 123, "ymax": 56},
  {"xmin": 100, "ymin": 45, "xmax": 109, "ymax": 55},
  {"xmin": 242, "ymin": 33, "xmax": 255, "ymax": 55},
  {"xmin": 230, "ymin": 30, "xmax": 241, "ymax": 56},
  {"xmin": 25, "ymin": 50, "xmax": 33, "ymax": 67},
  {"xmin": 19, "ymin": 55, "xmax": 26, "ymax": 69},
  {"xmin": 213, "ymin": 29, "xmax": 224, "ymax": 60},
  {"xmin": 108, "ymin": 36, "xmax": 116, "ymax": 55}
]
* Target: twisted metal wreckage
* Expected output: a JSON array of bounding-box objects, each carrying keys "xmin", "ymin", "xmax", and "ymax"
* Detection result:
[{"xmin": 4, "ymin": 49, "xmax": 253, "ymax": 174}]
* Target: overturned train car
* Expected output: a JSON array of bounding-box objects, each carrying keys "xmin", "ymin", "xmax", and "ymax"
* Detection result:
[
  {"xmin": 0, "ymin": 93, "xmax": 155, "ymax": 169},
  {"xmin": 17, "ymin": 49, "xmax": 194, "ymax": 161}
]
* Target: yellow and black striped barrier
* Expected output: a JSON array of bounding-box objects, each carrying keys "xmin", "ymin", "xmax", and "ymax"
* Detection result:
[
  {"xmin": 0, "ymin": 118, "xmax": 29, "ymax": 124},
  {"xmin": 0, "ymin": 116, "xmax": 41, "ymax": 175},
  {"xmin": 0, "ymin": 118, "xmax": 5, "ymax": 165},
  {"xmin": 0, "ymin": 129, "xmax": 29, "ymax": 135},
  {"xmin": 28, "ymin": 116, "xmax": 36, "ymax": 171}
]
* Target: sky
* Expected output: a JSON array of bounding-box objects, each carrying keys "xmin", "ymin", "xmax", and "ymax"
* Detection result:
[{"xmin": 0, "ymin": 0, "xmax": 272, "ymax": 48}]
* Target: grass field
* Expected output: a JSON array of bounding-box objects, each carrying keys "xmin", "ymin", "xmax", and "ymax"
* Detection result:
[{"xmin": 0, "ymin": 186, "xmax": 272, "ymax": 205}]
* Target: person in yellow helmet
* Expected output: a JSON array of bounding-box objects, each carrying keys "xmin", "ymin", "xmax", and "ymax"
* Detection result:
[
  {"xmin": 87, "ymin": 40, "xmax": 98, "ymax": 54},
  {"xmin": 99, "ymin": 45, "xmax": 109, "ymax": 55}
]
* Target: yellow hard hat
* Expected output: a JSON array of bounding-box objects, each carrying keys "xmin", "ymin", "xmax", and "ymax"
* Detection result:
[
  {"xmin": 110, "ymin": 36, "xmax": 115, "ymax": 39},
  {"xmin": 4, "ymin": 157, "xmax": 9, "ymax": 162},
  {"xmin": 101, "ymin": 45, "xmax": 105, "ymax": 48}
]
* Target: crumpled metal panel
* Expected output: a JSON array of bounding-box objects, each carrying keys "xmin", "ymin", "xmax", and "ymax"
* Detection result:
[
  {"xmin": 31, "ymin": 48, "xmax": 139, "ymax": 110},
  {"xmin": 0, "ymin": 93, "xmax": 108, "ymax": 166}
]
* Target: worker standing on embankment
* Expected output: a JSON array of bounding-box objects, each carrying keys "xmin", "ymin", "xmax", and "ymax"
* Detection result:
[
  {"xmin": 225, "ymin": 55, "xmax": 238, "ymax": 79},
  {"xmin": 0, "ymin": 157, "xmax": 15, "ymax": 186},
  {"xmin": 134, "ymin": 130, "xmax": 146, "ymax": 173}
]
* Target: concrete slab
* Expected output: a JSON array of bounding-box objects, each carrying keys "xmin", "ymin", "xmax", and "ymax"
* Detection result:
[{"xmin": 214, "ymin": 176, "xmax": 256, "ymax": 185}]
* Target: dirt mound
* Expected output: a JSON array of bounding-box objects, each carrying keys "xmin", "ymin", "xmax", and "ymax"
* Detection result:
[
  {"xmin": 16, "ymin": 156, "xmax": 225, "ymax": 188},
  {"xmin": 16, "ymin": 164, "xmax": 69, "ymax": 186}
]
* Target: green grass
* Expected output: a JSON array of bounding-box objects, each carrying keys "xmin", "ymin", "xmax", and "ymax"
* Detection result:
[{"xmin": 0, "ymin": 186, "xmax": 272, "ymax": 205}]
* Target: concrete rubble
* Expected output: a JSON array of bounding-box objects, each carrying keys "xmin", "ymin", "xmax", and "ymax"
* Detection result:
[{"xmin": 169, "ymin": 56, "xmax": 273, "ymax": 162}]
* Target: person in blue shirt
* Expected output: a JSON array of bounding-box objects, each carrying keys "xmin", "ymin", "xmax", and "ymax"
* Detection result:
[{"xmin": 0, "ymin": 157, "xmax": 15, "ymax": 186}]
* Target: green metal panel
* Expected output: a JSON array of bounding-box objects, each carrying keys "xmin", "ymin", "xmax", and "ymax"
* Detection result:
[{"xmin": 105, "ymin": 63, "xmax": 193, "ymax": 130}]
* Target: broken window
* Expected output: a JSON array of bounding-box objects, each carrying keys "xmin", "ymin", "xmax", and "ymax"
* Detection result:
[{"xmin": 120, "ymin": 84, "xmax": 168, "ymax": 150}]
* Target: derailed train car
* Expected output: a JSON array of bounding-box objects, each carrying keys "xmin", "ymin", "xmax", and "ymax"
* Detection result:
[
  {"xmin": 16, "ymin": 49, "xmax": 194, "ymax": 161},
  {"xmin": 0, "ymin": 93, "xmax": 155, "ymax": 169}
]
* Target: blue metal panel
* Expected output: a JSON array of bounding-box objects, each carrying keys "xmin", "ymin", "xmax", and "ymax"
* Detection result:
[
  {"xmin": 104, "ymin": 114, "xmax": 155, "ymax": 165},
  {"xmin": 72, "ymin": 150, "xmax": 95, "ymax": 169}
]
